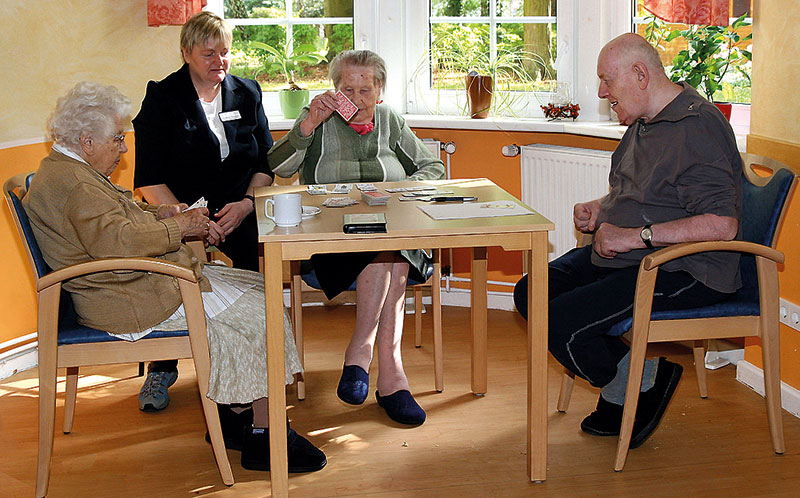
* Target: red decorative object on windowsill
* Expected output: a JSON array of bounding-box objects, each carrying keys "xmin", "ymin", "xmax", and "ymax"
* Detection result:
[{"xmin": 540, "ymin": 103, "xmax": 580, "ymax": 121}]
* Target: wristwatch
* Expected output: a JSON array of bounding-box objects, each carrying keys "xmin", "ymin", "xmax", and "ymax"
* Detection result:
[
  {"xmin": 244, "ymin": 194, "xmax": 255, "ymax": 209},
  {"xmin": 640, "ymin": 224, "xmax": 654, "ymax": 249}
]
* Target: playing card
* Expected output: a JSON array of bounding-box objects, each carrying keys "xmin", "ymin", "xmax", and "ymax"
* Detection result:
[
  {"xmin": 307, "ymin": 185, "xmax": 328, "ymax": 195},
  {"xmin": 356, "ymin": 183, "xmax": 378, "ymax": 191},
  {"xmin": 184, "ymin": 196, "xmax": 208, "ymax": 211},
  {"xmin": 322, "ymin": 197, "xmax": 359, "ymax": 207},
  {"xmin": 385, "ymin": 186, "xmax": 437, "ymax": 193},
  {"xmin": 335, "ymin": 90, "xmax": 358, "ymax": 121},
  {"xmin": 332, "ymin": 183, "xmax": 353, "ymax": 194}
]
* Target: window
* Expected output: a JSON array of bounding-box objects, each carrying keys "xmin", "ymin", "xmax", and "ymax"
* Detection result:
[
  {"xmin": 408, "ymin": 0, "xmax": 558, "ymax": 118},
  {"xmin": 631, "ymin": 0, "xmax": 753, "ymax": 104},
  {"xmin": 223, "ymin": 0, "xmax": 354, "ymax": 91}
]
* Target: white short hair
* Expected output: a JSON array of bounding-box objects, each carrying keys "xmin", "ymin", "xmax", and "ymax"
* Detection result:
[{"xmin": 47, "ymin": 81, "xmax": 131, "ymax": 151}]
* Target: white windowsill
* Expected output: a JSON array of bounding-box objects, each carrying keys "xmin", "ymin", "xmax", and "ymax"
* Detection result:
[{"xmin": 267, "ymin": 112, "xmax": 748, "ymax": 151}]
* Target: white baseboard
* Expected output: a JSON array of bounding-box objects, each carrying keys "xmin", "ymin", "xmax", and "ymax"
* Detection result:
[
  {"xmin": 736, "ymin": 360, "xmax": 800, "ymax": 418},
  {"xmin": 0, "ymin": 342, "xmax": 38, "ymax": 381}
]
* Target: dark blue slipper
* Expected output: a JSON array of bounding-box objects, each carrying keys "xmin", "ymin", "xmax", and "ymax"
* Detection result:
[
  {"xmin": 337, "ymin": 364, "xmax": 369, "ymax": 405},
  {"xmin": 376, "ymin": 390, "xmax": 426, "ymax": 426}
]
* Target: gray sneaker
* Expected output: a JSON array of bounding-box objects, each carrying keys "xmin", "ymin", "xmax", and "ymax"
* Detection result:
[{"xmin": 138, "ymin": 370, "xmax": 178, "ymax": 411}]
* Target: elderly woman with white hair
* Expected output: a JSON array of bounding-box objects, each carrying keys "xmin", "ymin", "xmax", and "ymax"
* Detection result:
[
  {"xmin": 23, "ymin": 81, "xmax": 326, "ymax": 473},
  {"xmin": 268, "ymin": 50, "xmax": 445, "ymax": 426}
]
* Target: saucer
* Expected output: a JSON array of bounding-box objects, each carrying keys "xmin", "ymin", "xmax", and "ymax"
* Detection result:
[{"xmin": 302, "ymin": 205, "xmax": 321, "ymax": 219}]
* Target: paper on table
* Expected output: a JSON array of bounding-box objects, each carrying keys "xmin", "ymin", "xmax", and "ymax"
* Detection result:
[{"xmin": 417, "ymin": 200, "xmax": 534, "ymax": 220}]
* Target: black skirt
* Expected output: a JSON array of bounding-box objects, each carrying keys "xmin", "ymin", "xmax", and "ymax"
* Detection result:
[{"xmin": 310, "ymin": 249, "xmax": 432, "ymax": 299}]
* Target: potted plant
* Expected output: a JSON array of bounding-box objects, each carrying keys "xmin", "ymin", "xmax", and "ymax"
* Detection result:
[
  {"xmin": 646, "ymin": 14, "xmax": 752, "ymax": 120},
  {"xmin": 250, "ymin": 40, "xmax": 327, "ymax": 119}
]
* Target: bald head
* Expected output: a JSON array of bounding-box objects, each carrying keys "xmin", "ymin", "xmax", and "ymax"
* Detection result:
[{"xmin": 600, "ymin": 33, "xmax": 666, "ymax": 77}]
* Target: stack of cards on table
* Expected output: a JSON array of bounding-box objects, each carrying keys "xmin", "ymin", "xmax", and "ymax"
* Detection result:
[{"xmin": 362, "ymin": 190, "xmax": 390, "ymax": 206}]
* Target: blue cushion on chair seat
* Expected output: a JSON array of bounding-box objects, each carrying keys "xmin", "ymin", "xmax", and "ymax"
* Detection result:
[
  {"xmin": 607, "ymin": 299, "xmax": 761, "ymax": 337},
  {"xmin": 56, "ymin": 293, "xmax": 187, "ymax": 346}
]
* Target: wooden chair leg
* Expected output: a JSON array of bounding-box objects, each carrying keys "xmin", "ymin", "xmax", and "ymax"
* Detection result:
[
  {"xmin": 63, "ymin": 366, "xmax": 79, "ymax": 434},
  {"xmin": 432, "ymin": 256, "xmax": 443, "ymax": 392},
  {"xmin": 759, "ymin": 260, "xmax": 785, "ymax": 454},
  {"xmin": 414, "ymin": 285, "xmax": 423, "ymax": 348},
  {"xmin": 693, "ymin": 340, "xmax": 708, "ymax": 399},
  {"xmin": 36, "ymin": 287, "xmax": 61, "ymax": 498},
  {"xmin": 557, "ymin": 368, "xmax": 575, "ymax": 413},
  {"xmin": 291, "ymin": 270, "xmax": 306, "ymax": 401}
]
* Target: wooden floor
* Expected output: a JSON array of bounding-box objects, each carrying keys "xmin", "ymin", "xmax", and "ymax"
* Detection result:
[{"xmin": 3, "ymin": 305, "xmax": 800, "ymax": 497}]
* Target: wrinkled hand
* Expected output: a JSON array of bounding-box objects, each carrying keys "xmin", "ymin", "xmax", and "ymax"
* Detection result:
[
  {"xmin": 214, "ymin": 199, "xmax": 252, "ymax": 236},
  {"xmin": 573, "ymin": 200, "xmax": 601, "ymax": 233},
  {"xmin": 173, "ymin": 207, "xmax": 210, "ymax": 239},
  {"xmin": 156, "ymin": 203, "xmax": 188, "ymax": 220},
  {"xmin": 593, "ymin": 222, "xmax": 640, "ymax": 259},
  {"xmin": 299, "ymin": 91, "xmax": 337, "ymax": 136}
]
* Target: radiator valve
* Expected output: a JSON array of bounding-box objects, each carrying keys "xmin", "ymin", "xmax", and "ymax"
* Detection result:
[{"xmin": 502, "ymin": 144, "xmax": 520, "ymax": 157}]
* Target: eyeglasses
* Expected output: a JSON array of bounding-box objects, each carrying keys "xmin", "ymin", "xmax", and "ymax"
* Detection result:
[{"xmin": 112, "ymin": 134, "xmax": 126, "ymax": 145}]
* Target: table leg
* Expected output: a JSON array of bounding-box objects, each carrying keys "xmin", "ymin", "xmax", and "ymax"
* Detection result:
[
  {"xmin": 471, "ymin": 247, "xmax": 488, "ymax": 395},
  {"xmin": 264, "ymin": 243, "xmax": 289, "ymax": 496},
  {"xmin": 528, "ymin": 232, "xmax": 548, "ymax": 481}
]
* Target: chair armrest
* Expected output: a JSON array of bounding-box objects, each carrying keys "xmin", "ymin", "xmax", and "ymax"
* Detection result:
[
  {"xmin": 642, "ymin": 241, "xmax": 784, "ymax": 271},
  {"xmin": 37, "ymin": 257, "xmax": 198, "ymax": 292}
]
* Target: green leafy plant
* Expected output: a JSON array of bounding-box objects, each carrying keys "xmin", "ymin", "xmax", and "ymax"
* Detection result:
[
  {"xmin": 249, "ymin": 40, "xmax": 327, "ymax": 90},
  {"xmin": 648, "ymin": 14, "xmax": 752, "ymax": 102}
]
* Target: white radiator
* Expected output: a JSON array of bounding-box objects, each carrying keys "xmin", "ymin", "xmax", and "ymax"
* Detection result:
[{"xmin": 521, "ymin": 144, "xmax": 613, "ymax": 261}]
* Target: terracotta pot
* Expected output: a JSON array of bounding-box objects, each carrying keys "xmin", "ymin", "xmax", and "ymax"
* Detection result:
[
  {"xmin": 713, "ymin": 102, "xmax": 732, "ymax": 121},
  {"xmin": 465, "ymin": 74, "xmax": 493, "ymax": 119}
]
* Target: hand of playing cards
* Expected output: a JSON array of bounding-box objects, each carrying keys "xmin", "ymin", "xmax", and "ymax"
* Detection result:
[{"xmin": 335, "ymin": 90, "xmax": 358, "ymax": 121}]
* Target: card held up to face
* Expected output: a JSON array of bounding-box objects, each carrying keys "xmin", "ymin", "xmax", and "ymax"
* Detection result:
[{"xmin": 335, "ymin": 90, "xmax": 358, "ymax": 121}]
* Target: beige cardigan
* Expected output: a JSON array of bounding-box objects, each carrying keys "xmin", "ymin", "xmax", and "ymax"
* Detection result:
[{"xmin": 23, "ymin": 149, "xmax": 209, "ymax": 334}]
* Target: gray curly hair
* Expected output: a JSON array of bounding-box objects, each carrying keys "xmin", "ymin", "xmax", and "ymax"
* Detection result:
[
  {"xmin": 47, "ymin": 81, "xmax": 131, "ymax": 152},
  {"xmin": 329, "ymin": 50, "xmax": 386, "ymax": 92}
]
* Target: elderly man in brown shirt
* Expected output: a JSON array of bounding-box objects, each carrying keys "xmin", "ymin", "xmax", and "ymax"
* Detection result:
[{"xmin": 514, "ymin": 33, "xmax": 742, "ymax": 449}]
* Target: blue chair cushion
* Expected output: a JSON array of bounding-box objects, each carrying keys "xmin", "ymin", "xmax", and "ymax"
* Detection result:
[
  {"xmin": 607, "ymin": 299, "xmax": 760, "ymax": 337},
  {"xmin": 56, "ymin": 292, "xmax": 188, "ymax": 345}
]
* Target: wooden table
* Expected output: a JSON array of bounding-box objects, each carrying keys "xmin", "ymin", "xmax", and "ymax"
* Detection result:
[{"xmin": 255, "ymin": 178, "xmax": 553, "ymax": 496}]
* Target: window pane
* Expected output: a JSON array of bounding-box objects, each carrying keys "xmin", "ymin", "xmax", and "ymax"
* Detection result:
[
  {"xmin": 430, "ymin": 0, "xmax": 489, "ymax": 17},
  {"xmin": 226, "ymin": 0, "xmax": 286, "ymax": 18},
  {"xmin": 292, "ymin": 0, "xmax": 353, "ymax": 18},
  {"xmin": 498, "ymin": 22, "xmax": 556, "ymax": 87},
  {"xmin": 430, "ymin": 23, "xmax": 489, "ymax": 89},
  {"xmin": 496, "ymin": 0, "xmax": 555, "ymax": 17}
]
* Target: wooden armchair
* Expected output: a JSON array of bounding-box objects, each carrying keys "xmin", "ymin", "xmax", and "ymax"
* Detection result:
[
  {"xmin": 5, "ymin": 172, "xmax": 233, "ymax": 497},
  {"xmin": 556, "ymin": 153, "xmax": 798, "ymax": 471}
]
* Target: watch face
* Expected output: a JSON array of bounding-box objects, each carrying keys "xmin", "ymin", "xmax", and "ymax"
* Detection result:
[{"xmin": 642, "ymin": 227, "xmax": 653, "ymax": 240}]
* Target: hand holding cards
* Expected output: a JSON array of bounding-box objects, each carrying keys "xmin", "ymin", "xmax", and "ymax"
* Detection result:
[{"xmin": 335, "ymin": 90, "xmax": 358, "ymax": 121}]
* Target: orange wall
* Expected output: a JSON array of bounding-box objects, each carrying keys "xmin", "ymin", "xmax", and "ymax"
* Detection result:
[{"xmin": 0, "ymin": 135, "xmax": 137, "ymax": 345}]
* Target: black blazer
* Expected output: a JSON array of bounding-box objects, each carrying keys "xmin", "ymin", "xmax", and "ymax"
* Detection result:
[{"xmin": 133, "ymin": 65, "xmax": 274, "ymax": 214}]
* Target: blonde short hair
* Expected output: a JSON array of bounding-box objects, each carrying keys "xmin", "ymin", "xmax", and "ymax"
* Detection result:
[
  {"xmin": 47, "ymin": 81, "xmax": 130, "ymax": 151},
  {"xmin": 329, "ymin": 50, "xmax": 386, "ymax": 92},
  {"xmin": 180, "ymin": 11, "xmax": 232, "ymax": 54}
]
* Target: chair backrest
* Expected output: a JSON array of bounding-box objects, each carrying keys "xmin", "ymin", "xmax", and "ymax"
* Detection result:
[
  {"xmin": 4, "ymin": 172, "xmax": 51, "ymax": 282},
  {"xmin": 735, "ymin": 153, "xmax": 797, "ymax": 302}
]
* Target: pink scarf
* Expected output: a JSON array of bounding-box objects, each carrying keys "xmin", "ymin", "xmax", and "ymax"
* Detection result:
[{"xmin": 349, "ymin": 121, "xmax": 374, "ymax": 135}]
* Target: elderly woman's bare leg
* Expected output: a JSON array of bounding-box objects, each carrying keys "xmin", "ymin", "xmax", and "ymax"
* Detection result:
[{"xmin": 374, "ymin": 258, "xmax": 411, "ymax": 395}]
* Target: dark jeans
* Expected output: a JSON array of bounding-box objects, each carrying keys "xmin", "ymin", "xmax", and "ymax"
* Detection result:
[{"xmin": 514, "ymin": 245, "xmax": 731, "ymax": 388}]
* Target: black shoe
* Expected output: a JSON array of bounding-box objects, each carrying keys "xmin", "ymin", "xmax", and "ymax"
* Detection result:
[
  {"xmin": 630, "ymin": 357, "xmax": 683, "ymax": 449},
  {"xmin": 376, "ymin": 390, "xmax": 426, "ymax": 426},
  {"xmin": 204, "ymin": 404, "xmax": 254, "ymax": 451},
  {"xmin": 581, "ymin": 395, "xmax": 624, "ymax": 436},
  {"xmin": 337, "ymin": 364, "xmax": 369, "ymax": 405},
  {"xmin": 241, "ymin": 426, "xmax": 327, "ymax": 473}
]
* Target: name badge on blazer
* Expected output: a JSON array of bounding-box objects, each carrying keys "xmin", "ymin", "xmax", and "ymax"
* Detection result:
[{"xmin": 219, "ymin": 110, "xmax": 241, "ymax": 122}]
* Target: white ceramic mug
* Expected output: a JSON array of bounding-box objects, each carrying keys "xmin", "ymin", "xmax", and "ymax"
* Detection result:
[{"xmin": 265, "ymin": 193, "xmax": 302, "ymax": 227}]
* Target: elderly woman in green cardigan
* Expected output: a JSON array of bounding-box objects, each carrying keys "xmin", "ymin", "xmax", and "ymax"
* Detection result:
[{"xmin": 269, "ymin": 50, "xmax": 445, "ymax": 425}]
